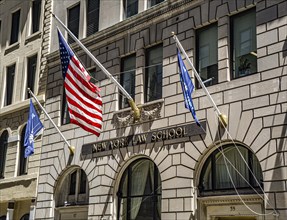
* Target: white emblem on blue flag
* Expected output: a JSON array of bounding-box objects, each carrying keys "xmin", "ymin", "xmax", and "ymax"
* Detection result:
[{"xmin": 24, "ymin": 99, "xmax": 44, "ymax": 158}]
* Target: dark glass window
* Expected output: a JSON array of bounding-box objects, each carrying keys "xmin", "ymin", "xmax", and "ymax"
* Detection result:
[
  {"xmin": 231, "ymin": 9, "xmax": 257, "ymax": 78},
  {"xmin": 120, "ymin": 55, "xmax": 136, "ymax": 109},
  {"xmin": 19, "ymin": 125, "xmax": 28, "ymax": 176},
  {"xmin": 5, "ymin": 64, "xmax": 15, "ymax": 106},
  {"xmin": 56, "ymin": 168, "xmax": 89, "ymax": 207},
  {"xmin": 89, "ymin": 67, "xmax": 106, "ymax": 84},
  {"xmin": 61, "ymin": 89, "xmax": 70, "ymax": 125},
  {"xmin": 0, "ymin": 131, "xmax": 9, "ymax": 179},
  {"xmin": 10, "ymin": 10, "xmax": 20, "ymax": 45},
  {"xmin": 79, "ymin": 169, "xmax": 87, "ymax": 194},
  {"xmin": 150, "ymin": 0, "xmax": 164, "ymax": 7},
  {"xmin": 86, "ymin": 0, "xmax": 100, "ymax": 36},
  {"xmin": 117, "ymin": 159, "xmax": 161, "ymax": 220},
  {"xmin": 145, "ymin": 45, "xmax": 163, "ymax": 102},
  {"xmin": 199, "ymin": 145, "xmax": 263, "ymax": 196},
  {"xmin": 196, "ymin": 24, "xmax": 218, "ymax": 87},
  {"xmin": 26, "ymin": 54, "xmax": 38, "ymax": 99},
  {"xmin": 32, "ymin": 0, "xmax": 41, "ymax": 33},
  {"xmin": 0, "ymin": 20, "xmax": 1, "ymax": 53},
  {"xmin": 124, "ymin": 0, "xmax": 138, "ymax": 18},
  {"xmin": 67, "ymin": 4, "xmax": 80, "ymax": 44},
  {"xmin": 20, "ymin": 214, "xmax": 30, "ymax": 220},
  {"xmin": 69, "ymin": 170, "xmax": 77, "ymax": 195}
]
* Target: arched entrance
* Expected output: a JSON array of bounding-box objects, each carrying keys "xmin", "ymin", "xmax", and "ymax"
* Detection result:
[
  {"xmin": 117, "ymin": 158, "xmax": 162, "ymax": 220},
  {"xmin": 196, "ymin": 143, "xmax": 264, "ymax": 220},
  {"xmin": 54, "ymin": 166, "xmax": 89, "ymax": 220}
]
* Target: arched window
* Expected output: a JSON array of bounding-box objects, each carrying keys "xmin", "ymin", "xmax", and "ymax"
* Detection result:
[
  {"xmin": 199, "ymin": 144, "xmax": 263, "ymax": 196},
  {"xmin": 20, "ymin": 214, "xmax": 29, "ymax": 220},
  {"xmin": 55, "ymin": 168, "xmax": 89, "ymax": 207},
  {"xmin": 0, "ymin": 130, "xmax": 9, "ymax": 179},
  {"xmin": 117, "ymin": 159, "xmax": 161, "ymax": 220},
  {"xmin": 19, "ymin": 125, "xmax": 28, "ymax": 175}
]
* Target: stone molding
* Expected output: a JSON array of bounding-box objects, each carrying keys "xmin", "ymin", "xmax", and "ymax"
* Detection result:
[{"xmin": 112, "ymin": 100, "xmax": 163, "ymax": 127}]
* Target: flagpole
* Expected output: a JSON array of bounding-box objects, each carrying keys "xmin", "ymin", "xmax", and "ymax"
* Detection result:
[
  {"xmin": 52, "ymin": 13, "xmax": 141, "ymax": 121},
  {"xmin": 172, "ymin": 32, "xmax": 228, "ymax": 127},
  {"xmin": 27, "ymin": 88, "xmax": 75, "ymax": 155}
]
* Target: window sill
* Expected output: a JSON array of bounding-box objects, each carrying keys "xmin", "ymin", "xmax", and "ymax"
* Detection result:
[
  {"xmin": 4, "ymin": 42, "xmax": 20, "ymax": 55},
  {"xmin": 0, "ymin": 94, "xmax": 45, "ymax": 117},
  {"xmin": 25, "ymin": 31, "xmax": 42, "ymax": 44},
  {"xmin": 112, "ymin": 99, "xmax": 164, "ymax": 127}
]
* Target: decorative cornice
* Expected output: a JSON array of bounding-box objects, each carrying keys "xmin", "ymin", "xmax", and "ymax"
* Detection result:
[{"xmin": 199, "ymin": 195, "xmax": 263, "ymax": 205}]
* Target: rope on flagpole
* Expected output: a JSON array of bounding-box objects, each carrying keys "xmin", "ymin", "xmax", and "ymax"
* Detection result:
[
  {"xmin": 52, "ymin": 13, "xmax": 141, "ymax": 122},
  {"xmin": 172, "ymin": 32, "xmax": 228, "ymax": 127},
  {"xmin": 27, "ymin": 88, "xmax": 75, "ymax": 155}
]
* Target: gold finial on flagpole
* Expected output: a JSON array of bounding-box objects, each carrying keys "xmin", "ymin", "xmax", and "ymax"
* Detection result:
[
  {"xmin": 68, "ymin": 146, "xmax": 75, "ymax": 155},
  {"xmin": 219, "ymin": 114, "xmax": 228, "ymax": 127}
]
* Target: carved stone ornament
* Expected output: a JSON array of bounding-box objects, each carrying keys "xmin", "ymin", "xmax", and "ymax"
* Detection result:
[{"xmin": 112, "ymin": 100, "xmax": 163, "ymax": 127}]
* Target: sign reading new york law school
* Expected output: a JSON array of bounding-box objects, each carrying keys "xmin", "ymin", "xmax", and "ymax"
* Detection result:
[{"xmin": 81, "ymin": 122, "xmax": 206, "ymax": 156}]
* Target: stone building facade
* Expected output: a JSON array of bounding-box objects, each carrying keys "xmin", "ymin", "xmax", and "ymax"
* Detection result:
[
  {"xmin": 0, "ymin": 0, "xmax": 53, "ymax": 219},
  {"xmin": 1, "ymin": 0, "xmax": 286, "ymax": 220}
]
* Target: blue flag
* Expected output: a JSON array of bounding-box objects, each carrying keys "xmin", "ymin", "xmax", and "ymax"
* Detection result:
[
  {"xmin": 24, "ymin": 99, "xmax": 44, "ymax": 158},
  {"xmin": 177, "ymin": 50, "xmax": 200, "ymax": 126}
]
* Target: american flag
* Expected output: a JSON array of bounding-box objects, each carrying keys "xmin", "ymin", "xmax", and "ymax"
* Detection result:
[{"xmin": 57, "ymin": 29, "xmax": 103, "ymax": 136}]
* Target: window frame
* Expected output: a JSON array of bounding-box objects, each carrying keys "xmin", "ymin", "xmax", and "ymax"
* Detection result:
[
  {"xmin": 144, "ymin": 44, "xmax": 163, "ymax": 103},
  {"xmin": 195, "ymin": 23, "xmax": 218, "ymax": 88},
  {"xmin": 119, "ymin": 54, "xmax": 136, "ymax": 109},
  {"xmin": 149, "ymin": 0, "xmax": 164, "ymax": 7},
  {"xmin": 5, "ymin": 64, "xmax": 16, "ymax": 106},
  {"xmin": 198, "ymin": 145, "xmax": 263, "ymax": 197},
  {"xmin": 86, "ymin": 0, "xmax": 100, "ymax": 37},
  {"xmin": 0, "ymin": 131, "xmax": 9, "ymax": 179},
  {"xmin": 67, "ymin": 3, "xmax": 80, "ymax": 44},
  {"xmin": 10, "ymin": 9, "xmax": 21, "ymax": 45},
  {"xmin": 0, "ymin": 20, "xmax": 2, "ymax": 52},
  {"xmin": 61, "ymin": 88, "xmax": 70, "ymax": 125},
  {"xmin": 31, "ymin": 0, "xmax": 42, "ymax": 34},
  {"xmin": 19, "ymin": 125, "xmax": 28, "ymax": 176},
  {"xmin": 26, "ymin": 54, "xmax": 38, "ymax": 99},
  {"xmin": 230, "ymin": 8, "xmax": 257, "ymax": 79},
  {"xmin": 117, "ymin": 158, "xmax": 161, "ymax": 220},
  {"xmin": 67, "ymin": 168, "xmax": 89, "ymax": 206},
  {"xmin": 124, "ymin": 0, "xmax": 138, "ymax": 19}
]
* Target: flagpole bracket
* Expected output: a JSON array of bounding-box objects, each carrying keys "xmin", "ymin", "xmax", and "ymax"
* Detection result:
[{"xmin": 128, "ymin": 99, "xmax": 141, "ymax": 122}]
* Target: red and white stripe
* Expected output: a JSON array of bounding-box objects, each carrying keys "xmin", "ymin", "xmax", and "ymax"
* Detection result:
[{"xmin": 65, "ymin": 56, "xmax": 103, "ymax": 136}]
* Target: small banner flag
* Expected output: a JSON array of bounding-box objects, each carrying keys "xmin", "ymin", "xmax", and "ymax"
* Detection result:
[
  {"xmin": 57, "ymin": 29, "xmax": 103, "ymax": 136},
  {"xmin": 24, "ymin": 99, "xmax": 44, "ymax": 158},
  {"xmin": 177, "ymin": 50, "xmax": 200, "ymax": 126}
]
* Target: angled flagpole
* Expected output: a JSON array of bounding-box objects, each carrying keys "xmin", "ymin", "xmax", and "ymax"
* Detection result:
[
  {"xmin": 52, "ymin": 14, "xmax": 141, "ymax": 121},
  {"xmin": 27, "ymin": 88, "xmax": 75, "ymax": 155},
  {"xmin": 172, "ymin": 32, "xmax": 228, "ymax": 127}
]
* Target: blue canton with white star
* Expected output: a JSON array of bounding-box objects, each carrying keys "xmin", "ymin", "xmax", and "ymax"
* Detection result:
[{"xmin": 58, "ymin": 29, "xmax": 74, "ymax": 78}]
